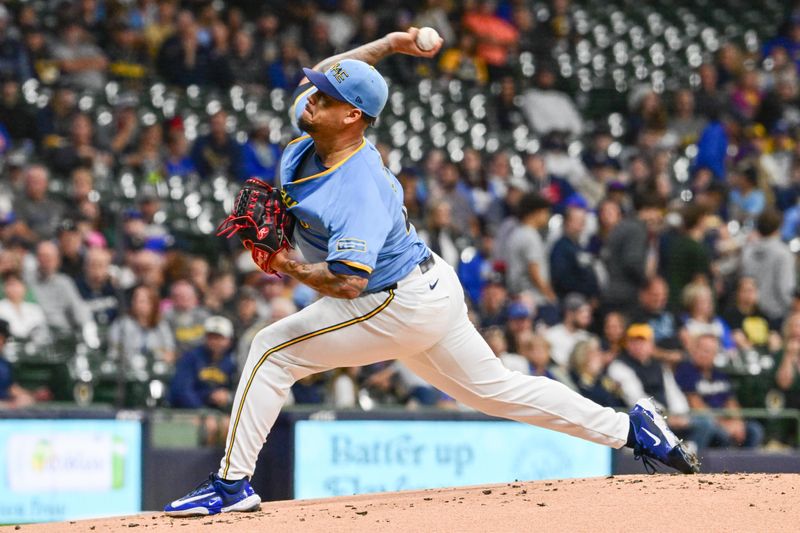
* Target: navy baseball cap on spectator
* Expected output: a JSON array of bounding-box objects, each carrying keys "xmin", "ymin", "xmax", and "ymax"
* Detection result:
[
  {"xmin": 124, "ymin": 209, "xmax": 143, "ymax": 220},
  {"xmin": 564, "ymin": 293, "xmax": 589, "ymax": 312},
  {"xmin": 508, "ymin": 302, "xmax": 531, "ymax": 320},
  {"xmin": 302, "ymin": 59, "xmax": 389, "ymax": 119}
]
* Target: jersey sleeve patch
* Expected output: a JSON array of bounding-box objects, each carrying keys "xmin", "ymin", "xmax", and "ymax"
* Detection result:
[{"xmin": 336, "ymin": 238, "xmax": 367, "ymax": 253}]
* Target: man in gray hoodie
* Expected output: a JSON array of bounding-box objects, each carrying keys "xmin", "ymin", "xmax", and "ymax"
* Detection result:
[
  {"xmin": 603, "ymin": 193, "xmax": 665, "ymax": 315},
  {"xmin": 742, "ymin": 210, "xmax": 796, "ymax": 327}
]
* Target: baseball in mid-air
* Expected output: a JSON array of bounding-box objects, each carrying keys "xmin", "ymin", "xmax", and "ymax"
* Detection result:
[{"xmin": 416, "ymin": 27, "xmax": 440, "ymax": 51}]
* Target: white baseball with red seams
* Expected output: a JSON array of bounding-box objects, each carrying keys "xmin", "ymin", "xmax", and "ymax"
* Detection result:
[{"xmin": 416, "ymin": 27, "xmax": 440, "ymax": 51}]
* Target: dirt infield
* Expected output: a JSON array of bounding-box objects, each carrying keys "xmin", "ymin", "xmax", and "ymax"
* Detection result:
[{"xmin": 9, "ymin": 473, "xmax": 799, "ymax": 533}]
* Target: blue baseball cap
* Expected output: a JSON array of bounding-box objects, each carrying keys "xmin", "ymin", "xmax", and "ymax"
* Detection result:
[{"xmin": 302, "ymin": 59, "xmax": 388, "ymax": 119}]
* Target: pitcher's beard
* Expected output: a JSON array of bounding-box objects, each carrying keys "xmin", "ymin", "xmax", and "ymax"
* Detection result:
[{"xmin": 298, "ymin": 117, "xmax": 315, "ymax": 133}]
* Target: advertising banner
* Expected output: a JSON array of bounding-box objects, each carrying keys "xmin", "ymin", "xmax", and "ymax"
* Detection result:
[
  {"xmin": 0, "ymin": 419, "xmax": 142, "ymax": 523},
  {"xmin": 294, "ymin": 420, "xmax": 611, "ymax": 498}
]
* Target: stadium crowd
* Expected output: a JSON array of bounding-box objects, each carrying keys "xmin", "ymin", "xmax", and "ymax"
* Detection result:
[{"xmin": 1, "ymin": 0, "xmax": 800, "ymax": 450}]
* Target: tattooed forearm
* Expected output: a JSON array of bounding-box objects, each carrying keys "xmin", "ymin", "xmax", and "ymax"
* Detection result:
[
  {"xmin": 312, "ymin": 37, "xmax": 393, "ymax": 72},
  {"xmin": 281, "ymin": 260, "xmax": 368, "ymax": 299}
]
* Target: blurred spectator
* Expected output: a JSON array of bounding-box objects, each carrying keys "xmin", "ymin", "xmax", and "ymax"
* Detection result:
[
  {"xmin": 418, "ymin": 201, "xmax": 464, "ymax": 268},
  {"xmin": 518, "ymin": 331, "xmax": 566, "ymax": 382},
  {"xmin": 663, "ymin": 204, "xmax": 712, "ymax": 310},
  {"xmin": 268, "ymin": 39, "xmax": 309, "ymax": 90},
  {"xmin": 604, "ymin": 193, "xmax": 664, "ymax": 314},
  {"xmin": 164, "ymin": 279, "xmax": 211, "ymax": 354},
  {"xmin": 107, "ymin": 285, "xmax": 175, "ymax": 365},
  {"xmin": 107, "ymin": 21, "xmax": 149, "ymax": 86},
  {"xmin": 632, "ymin": 277, "xmax": 682, "ymax": 361},
  {"xmin": 741, "ymin": 210, "xmax": 796, "ymax": 326},
  {"xmin": 0, "ymin": 79, "xmax": 38, "ymax": 144},
  {"xmin": 438, "ymin": 32, "xmax": 488, "ymax": 85},
  {"xmin": 14, "ymin": 165, "xmax": 65, "ymax": 240},
  {"xmin": 415, "ymin": 0, "xmax": 456, "ymax": 45},
  {"xmin": 525, "ymin": 154, "xmax": 575, "ymax": 211},
  {"xmin": 430, "ymin": 162, "xmax": 474, "ymax": 231},
  {"xmin": 568, "ymin": 337, "xmax": 625, "ymax": 408},
  {"xmin": 232, "ymin": 286, "xmax": 265, "ymax": 341},
  {"xmin": 728, "ymin": 165, "xmax": 766, "ymax": 225},
  {"xmin": 47, "ymin": 112, "xmax": 111, "ymax": 177},
  {"xmin": 505, "ymin": 193, "xmax": 556, "ymax": 308},
  {"xmin": 504, "ymin": 301, "xmax": 534, "ymax": 353},
  {"xmin": 679, "ymin": 282, "xmax": 735, "ymax": 352},
  {"xmin": 165, "ymin": 128, "xmax": 197, "ymax": 178},
  {"xmin": 627, "ymin": 90, "xmax": 668, "ymax": 143},
  {"xmin": 462, "ymin": 0, "xmax": 519, "ymax": 70},
  {"xmin": 692, "ymin": 104, "xmax": 729, "ymax": 182},
  {"xmin": 676, "ymin": 333, "xmax": 764, "ymax": 447},
  {"xmin": 143, "ymin": 0, "xmax": 178, "ymax": 57},
  {"xmin": 26, "ymin": 241, "xmax": 97, "ymax": 347},
  {"xmin": 170, "ymin": 315, "xmax": 236, "ymax": 409},
  {"xmin": 188, "ymin": 256, "xmax": 211, "ymax": 297},
  {"xmin": 722, "ymin": 276, "xmax": 780, "ymax": 354},
  {"xmin": 550, "ymin": 205, "xmax": 600, "ymax": 302},
  {"xmin": 51, "ymin": 21, "xmax": 107, "ymax": 92},
  {"xmin": 22, "ymin": 24, "xmax": 56, "ymax": 84},
  {"xmin": 0, "ymin": 319, "xmax": 36, "ymax": 409},
  {"xmin": 242, "ymin": 114, "xmax": 281, "ymax": 183},
  {"xmin": 756, "ymin": 75, "xmax": 800, "ymax": 136},
  {"xmin": 207, "ymin": 21, "xmax": 233, "ymax": 89},
  {"xmin": 730, "ymin": 68, "xmax": 762, "ymax": 122},
  {"xmin": 318, "ymin": 0, "xmax": 360, "ymax": 49},
  {"xmin": 582, "ymin": 128, "xmax": 621, "ymax": 185},
  {"xmin": 521, "ymin": 63, "xmax": 583, "ymax": 137},
  {"xmin": 485, "ymin": 326, "xmax": 528, "ymax": 374},
  {"xmin": 607, "ymin": 324, "xmax": 691, "ymax": 434},
  {"xmin": 587, "ymin": 198, "xmax": 622, "ymax": 259},
  {"xmin": 0, "ymin": 272, "xmax": 49, "ymax": 345},
  {"xmin": 204, "ymin": 271, "xmax": 237, "ymax": 316},
  {"xmin": 57, "ymin": 219, "xmax": 84, "ymax": 280},
  {"xmin": 190, "ymin": 110, "xmax": 244, "ymax": 180},
  {"xmin": 37, "ymin": 85, "xmax": 77, "ymax": 148},
  {"xmin": 124, "ymin": 124, "xmax": 166, "ymax": 182},
  {"xmin": 229, "ymin": 29, "xmax": 268, "ymax": 89},
  {"xmin": 601, "ymin": 311, "xmax": 628, "ymax": 362},
  {"xmin": 775, "ymin": 312, "xmax": 800, "ymax": 409},
  {"xmin": 0, "ymin": 6, "xmax": 32, "ymax": 81},
  {"xmin": 492, "ymin": 75, "xmax": 525, "ymax": 132},
  {"xmin": 156, "ymin": 10, "xmax": 213, "ymax": 87},
  {"xmin": 666, "ymin": 89, "xmax": 705, "ymax": 147},
  {"xmin": 109, "ymin": 100, "xmax": 140, "ymax": 156},
  {"xmin": 545, "ymin": 293, "xmax": 593, "ymax": 367},
  {"xmin": 478, "ymin": 273, "xmax": 509, "ymax": 328},
  {"xmin": 76, "ymin": 247, "xmax": 119, "ymax": 329}
]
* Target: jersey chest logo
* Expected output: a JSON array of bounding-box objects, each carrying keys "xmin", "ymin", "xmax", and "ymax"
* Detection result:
[{"xmin": 280, "ymin": 189, "xmax": 311, "ymax": 229}]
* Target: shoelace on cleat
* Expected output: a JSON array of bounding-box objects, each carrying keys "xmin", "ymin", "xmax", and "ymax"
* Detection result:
[
  {"xmin": 633, "ymin": 444, "xmax": 660, "ymax": 474},
  {"xmin": 185, "ymin": 475, "xmax": 216, "ymax": 497}
]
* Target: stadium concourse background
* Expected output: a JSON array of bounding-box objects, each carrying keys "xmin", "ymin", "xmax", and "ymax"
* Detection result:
[{"xmin": 2, "ymin": 0, "xmax": 800, "ymax": 524}]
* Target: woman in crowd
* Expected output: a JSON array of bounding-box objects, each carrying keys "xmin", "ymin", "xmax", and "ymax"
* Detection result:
[
  {"xmin": 107, "ymin": 284, "xmax": 176, "ymax": 366},
  {"xmin": 568, "ymin": 336, "xmax": 626, "ymax": 408}
]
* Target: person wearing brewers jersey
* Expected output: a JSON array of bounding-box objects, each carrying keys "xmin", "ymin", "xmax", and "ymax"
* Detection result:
[{"xmin": 165, "ymin": 33, "xmax": 698, "ymax": 518}]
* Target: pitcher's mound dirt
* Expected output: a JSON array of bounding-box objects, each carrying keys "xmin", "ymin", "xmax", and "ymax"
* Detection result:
[{"xmin": 11, "ymin": 473, "xmax": 800, "ymax": 533}]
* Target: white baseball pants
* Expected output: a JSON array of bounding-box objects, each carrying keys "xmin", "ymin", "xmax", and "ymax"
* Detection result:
[{"xmin": 219, "ymin": 254, "xmax": 630, "ymax": 480}]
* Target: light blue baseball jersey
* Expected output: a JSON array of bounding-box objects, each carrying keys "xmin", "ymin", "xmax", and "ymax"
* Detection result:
[{"xmin": 279, "ymin": 135, "xmax": 430, "ymax": 292}]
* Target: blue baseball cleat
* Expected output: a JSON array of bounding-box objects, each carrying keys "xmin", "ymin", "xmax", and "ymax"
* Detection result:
[
  {"xmin": 629, "ymin": 398, "xmax": 700, "ymax": 474},
  {"xmin": 164, "ymin": 473, "xmax": 261, "ymax": 516}
]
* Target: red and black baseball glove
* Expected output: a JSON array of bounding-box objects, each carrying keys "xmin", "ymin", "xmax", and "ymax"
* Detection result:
[{"xmin": 217, "ymin": 178, "xmax": 295, "ymax": 274}]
